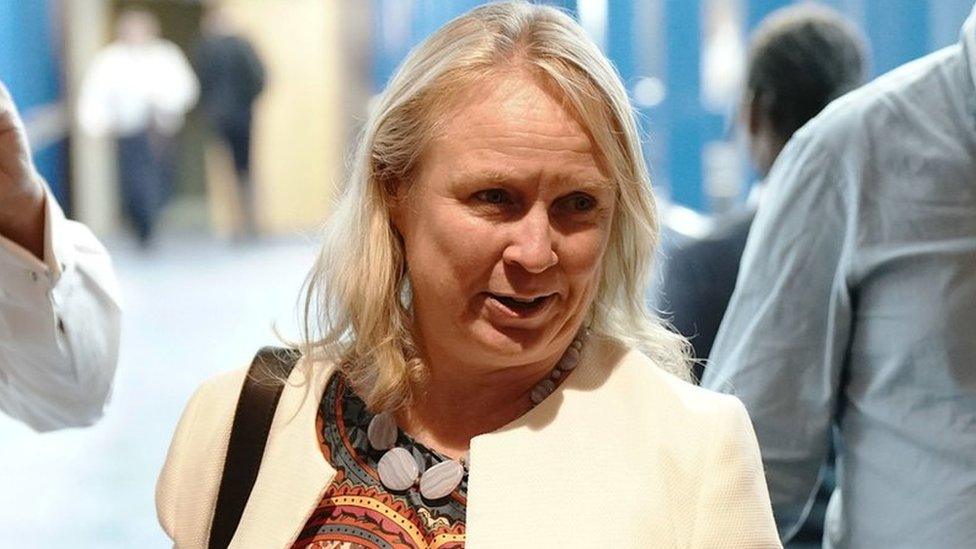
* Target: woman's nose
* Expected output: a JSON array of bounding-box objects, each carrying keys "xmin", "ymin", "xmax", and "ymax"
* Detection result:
[{"xmin": 502, "ymin": 204, "xmax": 558, "ymax": 273}]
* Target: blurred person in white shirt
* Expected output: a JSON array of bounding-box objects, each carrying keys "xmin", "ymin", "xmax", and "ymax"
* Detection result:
[
  {"xmin": 0, "ymin": 81, "xmax": 121, "ymax": 432},
  {"xmin": 78, "ymin": 8, "xmax": 198, "ymax": 247}
]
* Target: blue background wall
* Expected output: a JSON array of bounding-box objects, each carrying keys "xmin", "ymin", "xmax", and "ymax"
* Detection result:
[
  {"xmin": 1, "ymin": 0, "xmax": 971, "ymax": 215},
  {"xmin": 0, "ymin": 0, "xmax": 67, "ymax": 207},
  {"xmin": 371, "ymin": 0, "xmax": 974, "ymax": 213},
  {"xmin": 371, "ymin": 0, "xmax": 578, "ymax": 93}
]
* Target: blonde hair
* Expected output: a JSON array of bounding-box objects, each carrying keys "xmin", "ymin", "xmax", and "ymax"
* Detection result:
[{"xmin": 301, "ymin": 1, "xmax": 690, "ymax": 412}]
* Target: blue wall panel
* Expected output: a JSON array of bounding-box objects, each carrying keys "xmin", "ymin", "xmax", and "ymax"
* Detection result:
[
  {"xmin": 865, "ymin": 0, "xmax": 929, "ymax": 75},
  {"xmin": 372, "ymin": 0, "xmax": 577, "ymax": 92},
  {"xmin": 370, "ymin": 0, "xmax": 974, "ymax": 213},
  {"xmin": 0, "ymin": 0, "xmax": 66, "ymax": 206},
  {"xmin": 663, "ymin": 0, "xmax": 728, "ymax": 210},
  {"xmin": 746, "ymin": 0, "xmax": 792, "ymax": 30},
  {"xmin": 929, "ymin": 0, "xmax": 975, "ymax": 50}
]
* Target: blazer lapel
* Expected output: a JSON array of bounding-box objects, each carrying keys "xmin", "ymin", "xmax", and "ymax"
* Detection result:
[
  {"xmin": 229, "ymin": 362, "xmax": 337, "ymax": 548},
  {"xmin": 465, "ymin": 337, "xmax": 636, "ymax": 546}
]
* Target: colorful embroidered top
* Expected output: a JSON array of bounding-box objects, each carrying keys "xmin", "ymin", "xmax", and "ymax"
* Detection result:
[{"xmin": 291, "ymin": 374, "xmax": 467, "ymax": 549}]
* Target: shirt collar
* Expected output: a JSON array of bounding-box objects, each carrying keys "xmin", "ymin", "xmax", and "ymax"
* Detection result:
[{"xmin": 961, "ymin": 3, "xmax": 976, "ymax": 104}]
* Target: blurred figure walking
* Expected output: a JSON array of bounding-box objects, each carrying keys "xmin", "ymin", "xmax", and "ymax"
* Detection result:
[
  {"xmin": 78, "ymin": 9, "xmax": 198, "ymax": 247},
  {"xmin": 193, "ymin": 5, "xmax": 266, "ymax": 239}
]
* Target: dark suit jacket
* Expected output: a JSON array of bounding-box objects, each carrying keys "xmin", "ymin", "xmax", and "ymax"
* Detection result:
[
  {"xmin": 657, "ymin": 207, "xmax": 756, "ymax": 370},
  {"xmin": 193, "ymin": 34, "xmax": 266, "ymax": 127}
]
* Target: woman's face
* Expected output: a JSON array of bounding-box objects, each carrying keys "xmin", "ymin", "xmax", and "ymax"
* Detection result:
[{"xmin": 392, "ymin": 73, "xmax": 615, "ymax": 370}]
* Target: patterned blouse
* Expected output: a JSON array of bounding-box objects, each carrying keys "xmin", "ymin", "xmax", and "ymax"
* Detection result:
[{"xmin": 291, "ymin": 374, "xmax": 467, "ymax": 549}]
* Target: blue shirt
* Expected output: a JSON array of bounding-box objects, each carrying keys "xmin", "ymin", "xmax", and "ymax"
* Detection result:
[{"xmin": 703, "ymin": 5, "xmax": 976, "ymax": 548}]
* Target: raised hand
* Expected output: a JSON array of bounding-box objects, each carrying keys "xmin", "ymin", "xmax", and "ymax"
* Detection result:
[{"xmin": 0, "ymin": 80, "xmax": 45, "ymax": 259}]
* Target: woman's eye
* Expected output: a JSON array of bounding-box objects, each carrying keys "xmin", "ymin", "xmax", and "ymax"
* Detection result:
[
  {"xmin": 475, "ymin": 189, "xmax": 511, "ymax": 205},
  {"xmin": 563, "ymin": 193, "xmax": 596, "ymax": 212}
]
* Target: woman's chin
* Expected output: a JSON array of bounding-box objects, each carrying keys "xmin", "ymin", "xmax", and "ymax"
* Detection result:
[{"xmin": 465, "ymin": 321, "xmax": 559, "ymax": 361}]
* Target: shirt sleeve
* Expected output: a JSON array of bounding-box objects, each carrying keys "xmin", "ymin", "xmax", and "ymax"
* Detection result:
[
  {"xmin": 0, "ymin": 189, "xmax": 122, "ymax": 431},
  {"xmin": 701, "ymin": 130, "xmax": 853, "ymax": 541},
  {"xmin": 152, "ymin": 41, "xmax": 200, "ymax": 134},
  {"xmin": 77, "ymin": 51, "xmax": 115, "ymax": 137}
]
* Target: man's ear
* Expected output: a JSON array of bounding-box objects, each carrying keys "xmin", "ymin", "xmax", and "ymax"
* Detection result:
[{"xmin": 743, "ymin": 91, "xmax": 762, "ymax": 137}]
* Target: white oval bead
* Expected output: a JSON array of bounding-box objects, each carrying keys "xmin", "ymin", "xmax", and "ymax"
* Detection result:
[
  {"xmin": 419, "ymin": 459, "xmax": 465, "ymax": 500},
  {"xmin": 571, "ymin": 337, "xmax": 583, "ymax": 350},
  {"xmin": 530, "ymin": 378, "xmax": 557, "ymax": 405},
  {"xmin": 367, "ymin": 412, "xmax": 398, "ymax": 450},
  {"xmin": 540, "ymin": 378, "xmax": 556, "ymax": 394},
  {"xmin": 377, "ymin": 447, "xmax": 419, "ymax": 491},
  {"xmin": 558, "ymin": 345, "xmax": 581, "ymax": 371}
]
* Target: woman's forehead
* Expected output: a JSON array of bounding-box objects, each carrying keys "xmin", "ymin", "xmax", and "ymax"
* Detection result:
[
  {"xmin": 450, "ymin": 70, "xmax": 578, "ymax": 116},
  {"xmin": 422, "ymin": 76, "xmax": 607, "ymax": 169}
]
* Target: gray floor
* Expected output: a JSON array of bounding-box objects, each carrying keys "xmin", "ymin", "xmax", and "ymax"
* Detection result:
[{"xmin": 0, "ymin": 233, "xmax": 318, "ymax": 548}]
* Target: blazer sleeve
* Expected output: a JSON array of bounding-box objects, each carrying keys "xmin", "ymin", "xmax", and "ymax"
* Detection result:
[
  {"xmin": 691, "ymin": 396, "xmax": 781, "ymax": 548},
  {"xmin": 157, "ymin": 368, "xmax": 248, "ymax": 548}
]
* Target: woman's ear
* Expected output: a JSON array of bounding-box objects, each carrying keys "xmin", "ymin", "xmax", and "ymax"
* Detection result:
[{"xmin": 385, "ymin": 178, "xmax": 406, "ymax": 234}]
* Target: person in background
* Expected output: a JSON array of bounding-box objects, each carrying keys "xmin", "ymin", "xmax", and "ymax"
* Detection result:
[
  {"xmin": 0, "ymin": 81, "xmax": 121, "ymax": 431},
  {"xmin": 193, "ymin": 4, "xmax": 266, "ymax": 239},
  {"xmin": 78, "ymin": 8, "xmax": 198, "ymax": 248},
  {"xmin": 703, "ymin": 2, "xmax": 976, "ymax": 547},
  {"xmin": 658, "ymin": 5, "xmax": 866, "ymax": 369}
]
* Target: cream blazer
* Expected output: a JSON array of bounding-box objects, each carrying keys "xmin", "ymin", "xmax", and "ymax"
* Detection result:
[{"xmin": 156, "ymin": 336, "xmax": 781, "ymax": 548}]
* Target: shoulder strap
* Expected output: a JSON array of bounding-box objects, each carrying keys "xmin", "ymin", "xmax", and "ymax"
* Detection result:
[{"xmin": 208, "ymin": 346, "xmax": 301, "ymax": 549}]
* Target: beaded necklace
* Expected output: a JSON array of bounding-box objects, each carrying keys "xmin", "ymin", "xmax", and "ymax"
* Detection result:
[{"xmin": 367, "ymin": 331, "xmax": 587, "ymax": 500}]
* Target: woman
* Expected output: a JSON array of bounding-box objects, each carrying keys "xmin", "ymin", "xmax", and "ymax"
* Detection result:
[{"xmin": 157, "ymin": 3, "xmax": 780, "ymax": 547}]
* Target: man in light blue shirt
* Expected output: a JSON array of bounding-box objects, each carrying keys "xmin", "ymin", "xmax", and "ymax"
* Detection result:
[{"xmin": 703, "ymin": 4, "xmax": 976, "ymax": 548}]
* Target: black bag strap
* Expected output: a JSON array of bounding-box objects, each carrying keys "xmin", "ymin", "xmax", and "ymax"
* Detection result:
[{"xmin": 208, "ymin": 346, "xmax": 301, "ymax": 549}]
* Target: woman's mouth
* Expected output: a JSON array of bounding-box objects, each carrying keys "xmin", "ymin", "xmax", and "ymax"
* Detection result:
[{"xmin": 485, "ymin": 292, "xmax": 556, "ymax": 320}]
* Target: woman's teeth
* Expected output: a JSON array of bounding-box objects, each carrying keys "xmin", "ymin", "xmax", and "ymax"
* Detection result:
[{"xmin": 492, "ymin": 294, "xmax": 548, "ymax": 311}]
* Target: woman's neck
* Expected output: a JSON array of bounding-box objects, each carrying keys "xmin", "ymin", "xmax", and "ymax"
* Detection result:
[{"xmin": 397, "ymin": 345, "xmax": 562, "ymax": 459}]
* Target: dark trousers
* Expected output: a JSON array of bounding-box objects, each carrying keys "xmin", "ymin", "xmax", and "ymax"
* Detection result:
[
  {"xmin": 217, "ymin": 116, "xmax": 253, "ymax": 180},
  {"xmin": 117, "ymin": 131, "xmax": 173, "ymax": 245},
  {"xmin": 215, "ymin": 115, "xmax": 257, "ymax": 236}
]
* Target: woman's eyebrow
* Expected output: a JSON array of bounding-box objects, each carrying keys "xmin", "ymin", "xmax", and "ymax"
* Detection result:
[
  {"xmin": 450, "ymin": 170, "xmax": 511, "ymax": 187},
  {"xmin": 572, "ymin": 177, "xmax": 614, "ymax": 191},
  {"xmin": 451, "ymin": 170, "xmax": 612, "ymax": 190}
]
